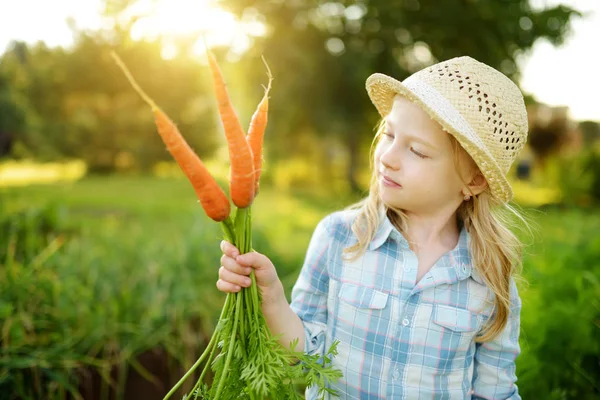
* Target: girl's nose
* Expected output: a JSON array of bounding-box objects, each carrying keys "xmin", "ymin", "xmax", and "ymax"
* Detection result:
[{"xmin": 380, "ymin": 147, "xmax": 401, "ymax": 171}]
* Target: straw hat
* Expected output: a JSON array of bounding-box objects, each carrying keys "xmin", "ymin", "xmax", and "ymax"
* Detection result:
[{"xmin": 365, "ymin": 56, "xmax": 528, "ymax": 203}]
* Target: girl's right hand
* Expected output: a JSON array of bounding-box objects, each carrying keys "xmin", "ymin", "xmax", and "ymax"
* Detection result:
[{"xmin": 217, "ymin": 240, "xmax": 285, "ymax": 306}]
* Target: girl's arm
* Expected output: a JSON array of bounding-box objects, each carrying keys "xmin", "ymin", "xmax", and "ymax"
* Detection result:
[
  {"xmin": 471, "ymin": 280, "xmax": 522, "ymax": 400},
  {"xmin": 289, "ymin": 215, "xmax": 335, "ymax": 356},
  {"xmin": 261, "ymin": 291, "xmax": 307, "ymax": 352}
]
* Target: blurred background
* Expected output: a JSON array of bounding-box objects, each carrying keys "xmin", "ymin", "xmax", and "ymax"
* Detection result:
[{"xmin": 0, "ymin": 0, "xmax": 598, "ymax": 399}]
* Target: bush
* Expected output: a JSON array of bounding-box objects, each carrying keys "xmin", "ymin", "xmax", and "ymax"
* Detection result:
[
  {"xmin": 0, "ymin": 201, "xmax": 228, "ymax": 399},
  {"xmin": 0, "ymin": 200, "xmax": 69, "ymax": 265},
  {"xmin": 552, "ymin": 147, "xmax": 600, "ymax": 206},
  {"xmin": 518, "ymin": 209, "xmax": 600, "ymax": 399}
]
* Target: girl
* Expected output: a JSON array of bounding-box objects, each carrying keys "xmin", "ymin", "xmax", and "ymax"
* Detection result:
[{"xmin": 217, "ymin": 56, "xmax": 528, "ymax": 399}]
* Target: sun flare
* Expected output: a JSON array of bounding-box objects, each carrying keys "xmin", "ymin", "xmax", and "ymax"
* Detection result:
[{"xmin": 124, "ymin": 0, "xmax": 266, "ymax": 59}]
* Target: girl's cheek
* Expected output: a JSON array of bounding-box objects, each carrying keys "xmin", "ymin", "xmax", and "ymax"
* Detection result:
[{"xmin": 374, "ymin": 146, "xmax": 385, "ymax": 167}]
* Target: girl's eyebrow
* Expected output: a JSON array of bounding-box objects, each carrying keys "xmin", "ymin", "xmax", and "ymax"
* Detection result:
[
  {"xmin": 385, "ymin": 121, "xmax": 438, "ymax": 150},
  {"xmin": 407, "ymin": 135, "xmax": 438, "ymax": 150}
]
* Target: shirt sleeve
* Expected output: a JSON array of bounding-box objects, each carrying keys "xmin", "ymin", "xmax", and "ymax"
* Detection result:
[
  {"xmin": 289, "ymin": 215, "xmax": 334, "ymax": 357},
  {"xmin": 472, "ymin": 279, "xmax": 522, "ymax": 400}
]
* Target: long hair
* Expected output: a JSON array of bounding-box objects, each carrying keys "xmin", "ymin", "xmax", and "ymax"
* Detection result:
[{"xmin": 343, "ymin": 118, "xmax": 530, "ymax": 342}]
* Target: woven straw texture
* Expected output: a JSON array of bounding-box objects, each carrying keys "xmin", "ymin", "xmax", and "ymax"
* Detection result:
[{"xmin": 366, "ymin": 56, "xmax": 528, "ymax": 203}]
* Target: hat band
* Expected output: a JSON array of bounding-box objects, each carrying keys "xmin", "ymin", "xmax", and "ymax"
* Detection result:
[{"xmin": 402, "ymin": 77, "xmax": 486, "ymax": 150}]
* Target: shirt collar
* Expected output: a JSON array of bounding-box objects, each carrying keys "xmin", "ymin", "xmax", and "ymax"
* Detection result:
[
  {"xmin": 368, "ymin": 210, "xmax": 483, "ymax": 285},
  {"xmin": 448, "ymin": 226, "xmax": 483, "ymax": 284},
  {"xmin": 368, "ymin": 209, "xmax": 405, "ymax": 251}
]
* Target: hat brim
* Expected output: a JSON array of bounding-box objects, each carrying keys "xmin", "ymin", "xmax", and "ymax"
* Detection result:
[{"xmin": 366, "ymin": 72, "xmax": 512, "ymax": 203}]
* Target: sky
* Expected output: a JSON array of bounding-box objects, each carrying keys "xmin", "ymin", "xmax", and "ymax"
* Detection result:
[
  {"xmin": 518, "ymin": 0, "xmax": 599, "ymax": 121},
  {"xmin": 0, "ymin": 0, "xmax": 598, "ymax": 122}
]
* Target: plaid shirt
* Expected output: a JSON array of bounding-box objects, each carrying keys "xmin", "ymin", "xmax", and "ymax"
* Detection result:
[{"xmin": 290, "ymin": 210, "xmax": 521, "ymax": 400}]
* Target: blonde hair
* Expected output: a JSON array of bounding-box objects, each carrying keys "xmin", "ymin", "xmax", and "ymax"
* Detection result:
[{"xmin": 344, "ymin": 118, "xmax": 529, "ymax": 342}]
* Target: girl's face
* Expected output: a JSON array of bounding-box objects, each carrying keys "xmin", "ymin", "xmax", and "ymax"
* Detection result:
[{"xmin": 374, "ymin": 95, "xmax": 477, "ymax": 214}]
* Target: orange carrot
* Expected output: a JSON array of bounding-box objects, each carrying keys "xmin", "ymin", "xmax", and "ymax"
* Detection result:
[
  {"xmin": 246, "ymin": 57, "xmax": 273, "ymax": 196},
  {"xmin": 152, "ymin": 109, "xmax": 231, "ymax": 221},
  {"xmin": 111, "ymin": 52, "xmax": 230, "ymax": 222},
  {"xmin": 205, "ymin": 47, "xmax": 255, "ymax": 208}
]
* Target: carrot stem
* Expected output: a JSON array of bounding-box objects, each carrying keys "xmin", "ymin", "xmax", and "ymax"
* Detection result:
[
  {"xmin": 234, "ymin": 208, "xmax": 249, "ymax": 254},
  {"xmin": 246, "ymin": 209, "xmax": 260, "ymax": 327},
  {"xmin": 191, "ymin": 325, "xmax": 220, "ymax": 397},
  {"xmin": 221, "ymin": 216, "xmax": 236, "ymax": 243},
  {"xmin": 163, "ymin": 291, "xmax": 235, "ymax": 400},
  {"xmin": 213, "ymin": 289, "xmax": 243, "ymax": 400},
  {"xmin": 162, "ymin": 316, "xmax": 218, "ymax": 399}
]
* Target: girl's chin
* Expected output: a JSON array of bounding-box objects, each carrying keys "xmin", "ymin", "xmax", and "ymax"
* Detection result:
[{"xmin": 378, "ymin": 190, "xmax": 405, "ymax": 208}]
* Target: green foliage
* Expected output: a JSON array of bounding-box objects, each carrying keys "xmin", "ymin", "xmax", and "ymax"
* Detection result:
[
  {"xmin": 0, "ymin": 36, "xmax": 220, "ymax": 172},
  {"xmin": 518, "ymin": 208, "xmax": 600, "ymax": 399},
  {"xmin": 0, "ymin": 200, "xmax": 69, "ymax": 264},
  {"xmin": 0, "ymin": 66, "xmax": 35, "ymax": 159},
  {"xmin": 542, "ymin": 147, "xmax": 600, "ymax": 206},
  {"xmin": 0, "ymin": 187, "xmax": 230, "ymax": 399},
  {"xmin": 193, "ymin": 295, "xmax": 341, "ymax": 400},
  {"xmin": 0, "ymin": 201, "xmax": 83, "ymax": 399}
]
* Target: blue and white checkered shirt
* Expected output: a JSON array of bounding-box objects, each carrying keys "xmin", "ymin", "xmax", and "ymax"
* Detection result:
[{"xmin": 290, "ymin": 210, "xmax": 521, "ymax": 399}]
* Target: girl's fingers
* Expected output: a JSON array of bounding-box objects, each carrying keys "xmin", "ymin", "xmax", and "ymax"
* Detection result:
[
  {"xmin": 236, "ymin": 251, "xmax": 270, "ymax": 271},
  {"xmin": 220, "ymin": 240, "xmax": 240, "ymax": 258},
  {"xmin": 216, "ymin": 279, "xmax": 241, "ymax": 293},
  {"xmin": 219, "ymin": 266, "xmax": 252, "ymax": 288},
  {"xmin": 220, "ymin": 254, "xmax": 252, "ymax": 275}
]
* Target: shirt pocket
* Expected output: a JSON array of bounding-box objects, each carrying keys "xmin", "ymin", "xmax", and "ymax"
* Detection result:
[
  {"xmin": 431, "ymin": 304, "xmax": 479, "ymax": 352},
  {"xmin": 338, "ymin": 282, "xmax": 389, "ymax": 309},
  {"xmin": 432, "ymin": 304, "xmax": 479, "ymax": 332},
  {"xmin": 333, "ymin": 282, "xmax": 390, "ymax": 349}
]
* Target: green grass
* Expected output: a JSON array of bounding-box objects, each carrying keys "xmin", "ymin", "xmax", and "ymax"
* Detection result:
[{"xmin": 1, "ymin": 176, "xmax": 362, "ymax": 291}]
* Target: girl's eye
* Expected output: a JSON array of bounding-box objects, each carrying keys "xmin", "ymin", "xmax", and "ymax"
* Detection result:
[
  {"xmin": 383, "ymin": 132, "xmax": 394, "ymax": 140},
  {"xmin": 410, "ymin": 147, "xmax": 428, "ymax": 159}
]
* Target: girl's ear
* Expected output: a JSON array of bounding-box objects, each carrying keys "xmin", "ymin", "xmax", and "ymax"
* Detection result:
[{"xmin": 467, "ymin": 172, "xmax": 488, "ymax": 196}]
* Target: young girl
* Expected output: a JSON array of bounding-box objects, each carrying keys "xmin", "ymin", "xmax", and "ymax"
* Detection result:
[{"xmin": 216, "ymin": 56, "xmax": 527, "ymax": 399}]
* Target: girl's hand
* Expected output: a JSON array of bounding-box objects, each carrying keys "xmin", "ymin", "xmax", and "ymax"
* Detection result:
[{"xmin": 217, "ymin": 240, "xmax": 285, "ymax": 307}]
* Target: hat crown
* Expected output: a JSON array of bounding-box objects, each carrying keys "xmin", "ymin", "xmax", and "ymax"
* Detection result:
[
  {"xmin": 365, "ymin": 55, "xmax": 529, "ymax": 202},
  {"xmin": 406, "ymin": 56, "xmax": 528, "ymax": 175}
]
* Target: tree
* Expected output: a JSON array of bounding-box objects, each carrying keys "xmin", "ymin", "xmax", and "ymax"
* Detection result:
[
  {"xmin": 217, "ymin": 0, "xmax": 581, "ymax": 192},
  {"xmin": 0, "ymin": 43, "xmax": 36, "ymax": 159},
  {"xmin": 0, "ymin": 34, "xmax": 220, "ymax": 171}
]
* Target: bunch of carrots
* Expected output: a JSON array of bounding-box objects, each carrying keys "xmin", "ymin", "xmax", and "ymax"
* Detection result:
[{"xmin": 112, "ymin": 48, "xmax": 341, "ymax": 400}]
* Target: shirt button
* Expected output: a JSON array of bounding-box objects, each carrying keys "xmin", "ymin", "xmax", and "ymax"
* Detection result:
[
  {"xmin": 402, "ymin": 318, "xmax": 410, "ymax": 326},
  {"xmin": 392, "ymin": 368, "xmax": 400, "ymax": 380},
  {"xmin": 403, "ymin": 265, "xmax": 411, "ymax": 272}
]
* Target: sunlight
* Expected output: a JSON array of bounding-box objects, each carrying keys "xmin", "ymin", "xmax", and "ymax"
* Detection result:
[
  {"xmin": 124, "ymin": 0, "xmax": 266, "ymax": 59},
  {"xmin": 0, "ymin": 160, "xmax": 87, "ymax": 187}
]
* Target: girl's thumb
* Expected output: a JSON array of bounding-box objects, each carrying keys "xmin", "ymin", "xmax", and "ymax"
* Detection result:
[{"xmin": 236, "ymin": 251, "xmax": 270, "ymax": 270}]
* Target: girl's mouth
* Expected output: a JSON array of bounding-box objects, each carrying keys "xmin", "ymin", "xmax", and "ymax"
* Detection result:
[{"xmin": 381, "ymin": 174, "xmax": 402, "ymax": 188}]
